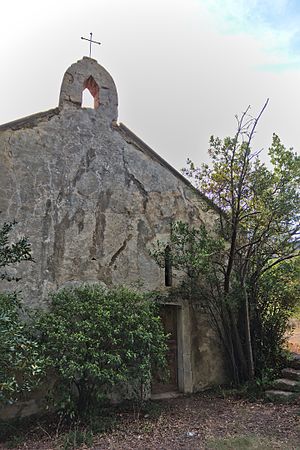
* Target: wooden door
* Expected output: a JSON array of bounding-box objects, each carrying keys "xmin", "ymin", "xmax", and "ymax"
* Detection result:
[{"xmin": 152, "ymin": 305, "xmax": 178, "ymax": 393}]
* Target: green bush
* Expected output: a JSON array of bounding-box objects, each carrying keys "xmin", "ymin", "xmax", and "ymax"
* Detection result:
[
  {"xmin": 0, "ymin": 219, "xmax": 42, "ymax": 405},
  {"xmin": 35, "ymin": 284, "xmax": 167, "ymax": 417},
  {"xmin": 0, "ymin": 219, "xmax": 33, "ymax": 282},
  {"xmin": 0, "ymin": 292, "xmax": 44, "ymax": 405}
]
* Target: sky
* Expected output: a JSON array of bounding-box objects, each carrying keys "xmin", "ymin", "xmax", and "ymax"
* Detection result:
[{"xmin": 1, "ymin": 0, "xmax": 300, "ymax": 170}]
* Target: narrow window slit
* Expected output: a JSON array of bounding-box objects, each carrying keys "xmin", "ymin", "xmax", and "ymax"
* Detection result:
[{"xmin": 165, "ymin": 245, "xmax": 173, "ymax": 287}]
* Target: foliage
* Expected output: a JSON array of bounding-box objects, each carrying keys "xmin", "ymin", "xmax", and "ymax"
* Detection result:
[
  {"xmin": 34, "ymin": 284, "xmax": 167, "ymax": 417},
  {"xmin": 0, "ymin": 292, "xmax": 44, "ymax": 405},
  {"xmin": 153, "ymin": 103, "xmax": 300, "ymax": 384},
  {"xmin": 254, "ymin": 258, "xmax": 300, "ymax": 374},
  {"xmin": 0, "ymin": 220, "xmax": 33, "ymax": 281},
  {"xmin": 0, "ymin": 219, "xmax": 41, "ymax": 405},
  {"xmin": 292, "ymin": 305, "xmax": 300, "ymax": 320},
  {"xmin": 151, "ymin": 221, "xmax": 224, "ymax": 279}
]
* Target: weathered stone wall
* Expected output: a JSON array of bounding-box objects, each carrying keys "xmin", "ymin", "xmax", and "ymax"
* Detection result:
[
  {"xmin": 0, "ymin": 57, "xmax": 227, "ymax": 393},
  {"xmin": 190, "ymin": 307, "xmax": 228, "ymax": 390},
  {"xmin": 0, "ymin": 111, "xmax": 216, "ymax": 308}
]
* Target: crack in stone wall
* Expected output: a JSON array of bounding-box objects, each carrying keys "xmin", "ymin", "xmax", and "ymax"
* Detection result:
[{"xmin": 109, "ymin": 234, "xmax": 133, "ymax": 267}]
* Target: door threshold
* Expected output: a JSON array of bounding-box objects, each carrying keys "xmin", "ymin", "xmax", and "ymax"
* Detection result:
[{"xmin": 151, "ymin": 391, "xmax": 182, "ymax": 400}]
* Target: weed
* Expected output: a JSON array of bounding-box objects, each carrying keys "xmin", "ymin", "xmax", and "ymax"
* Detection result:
[{"xmin": 60, "ymin": 427, "xmax": 93, "ymax": 450}]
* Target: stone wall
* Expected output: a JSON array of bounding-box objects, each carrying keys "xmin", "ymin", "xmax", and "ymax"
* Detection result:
[{"xmin": 0, "ymin": 107, "xmax": 216, "ymax": 308}]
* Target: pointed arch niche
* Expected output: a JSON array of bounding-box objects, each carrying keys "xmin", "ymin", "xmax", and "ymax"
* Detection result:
[{"xmin": 81, "ymin": 76, "xmax": 100, "ymax": 109}]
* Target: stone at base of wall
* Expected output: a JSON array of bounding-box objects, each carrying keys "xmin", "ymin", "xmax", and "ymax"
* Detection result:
[
  {"xmin": 151, "ymin": 391, "xmax": 182, "ymax": 400},
  {"xmin": 0, "ymin": 399, "xmax": 41, "ymax": 420}
]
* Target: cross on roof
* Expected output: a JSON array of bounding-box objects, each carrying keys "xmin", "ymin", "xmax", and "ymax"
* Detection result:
[{"xmin": 81, "ymin": 32, "xmax": 101, "ymax": 58}]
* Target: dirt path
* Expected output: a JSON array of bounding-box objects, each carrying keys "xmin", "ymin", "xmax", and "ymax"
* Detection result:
[{"xmin": 2, "ymin": 394, "xmax": 300, "ymax": 450}]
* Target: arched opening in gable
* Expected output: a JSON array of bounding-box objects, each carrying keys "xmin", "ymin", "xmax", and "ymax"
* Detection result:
[{"xmin": 81, "ymin": 76, "xmax": 100, "ymax": 109}]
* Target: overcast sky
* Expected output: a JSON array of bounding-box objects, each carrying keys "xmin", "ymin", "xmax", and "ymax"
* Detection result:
[{"xmin": 1, "ymin": 0, "xmax": 300, "ymax": 170}]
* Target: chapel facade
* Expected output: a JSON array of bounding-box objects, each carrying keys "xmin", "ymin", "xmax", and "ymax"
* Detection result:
[{"xmin": 0, "ymin": 57, "xmax": 226, "ymax": 396}]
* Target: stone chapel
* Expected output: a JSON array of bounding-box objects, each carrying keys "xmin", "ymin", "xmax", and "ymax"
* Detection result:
[{"xmin": 0, "ymin": 57, "xmax": 226, "ymax": 396}]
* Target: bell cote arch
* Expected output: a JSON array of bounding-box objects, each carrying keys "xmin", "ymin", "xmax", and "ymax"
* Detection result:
[{"xmin": 59, "ymin": 57, "xmax": 118, "ymax": 122}]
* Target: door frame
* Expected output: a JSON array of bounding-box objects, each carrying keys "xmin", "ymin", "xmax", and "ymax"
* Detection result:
[{"xmin": 156, "ymin": 301, "xmax": 193, "ymax": 394}]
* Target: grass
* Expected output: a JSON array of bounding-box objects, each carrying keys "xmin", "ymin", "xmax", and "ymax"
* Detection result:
[
  {"xmin": 60, "ymin": 427, "xmax": 94, "ymax": 450},
  {"xmin": 206, "ymin": 434, "xmax": 292, "ymax": 450}
]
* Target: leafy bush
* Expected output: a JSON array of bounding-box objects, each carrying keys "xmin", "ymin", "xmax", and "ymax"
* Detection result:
[
  {"xmin": 35, "ymin": 284, "xmax": 167, "ymax": 417},
  {"xmin": 0, "ymin": 220, "xmax": 33, "ymax": 282},
  {"xmin": 0, "ymin": 219, "xmax": 42, "ymax": 405},
  {"xmin": 0, "ymin": 292, "xmax": 44, "ymax": 405}
]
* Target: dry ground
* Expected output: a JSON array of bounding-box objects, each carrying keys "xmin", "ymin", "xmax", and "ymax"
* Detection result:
[
  {"xmin": 1, "ymin": 393, "xmax": 300, "ymax": 450},
  {"xmin": 93, "ymin": 394, "xmax": 300, "ymax": 450}
]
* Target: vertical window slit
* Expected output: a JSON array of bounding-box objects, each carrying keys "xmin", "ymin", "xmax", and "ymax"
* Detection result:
[{"xmin": 165, "ymin": 245, "xmax": 172, "ymax": 287}]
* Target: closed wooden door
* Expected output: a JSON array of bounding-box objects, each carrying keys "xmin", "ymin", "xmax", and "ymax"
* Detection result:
[{"xmin": 152, "ymin": 305, "xmax": 178, "ymax": 393}]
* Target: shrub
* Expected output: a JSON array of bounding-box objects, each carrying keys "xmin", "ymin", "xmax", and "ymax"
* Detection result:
[
  {"xmin": 0, "ymin": 219, "xmax": 42, "ymax": 405},
  {"xmin": 0, "ymin": 219, "xmax": 33, "ymax": 282},
  {"xmin": 35, "ymin": 284, "xmax": 167, "ymax": 417},
  {"xmin": 0, "ymin": 292, "xmax": 44, "ymax": 405}
]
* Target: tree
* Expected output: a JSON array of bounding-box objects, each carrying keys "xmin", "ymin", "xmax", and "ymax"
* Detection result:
[
  {"xmin": 153, "ymin": 103, "xmax": 300, "ymax": 384},
  {"xmin": 184, "ymin": 104, "xmax": 300, "ymax": 382},
  {"xmin": 34, "ymin": 284, "xmax": 167, "ymax": 417}
]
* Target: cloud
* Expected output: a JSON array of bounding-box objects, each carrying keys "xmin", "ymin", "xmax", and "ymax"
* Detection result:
[{"xmin": 200, "ymin": 0, "xmax": 300, "ymax": 70}]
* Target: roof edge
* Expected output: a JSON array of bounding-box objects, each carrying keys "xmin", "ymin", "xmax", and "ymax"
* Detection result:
[
  {"xmin": 0, "ymin": 108, "xmax": 60, "ymax": 132},
  {"xmin": 0, "ymin": 109, "xmax": 224, "ymax": 217}
]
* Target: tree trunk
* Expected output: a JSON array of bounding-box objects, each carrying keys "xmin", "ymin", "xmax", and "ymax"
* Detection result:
[
  {"xmin": 243, "ymin": 282, "xmax": 255, "ymax": 380},
  {"xmin": 227, "ymin": 305, "xmax": 248, "ymax": 382}
]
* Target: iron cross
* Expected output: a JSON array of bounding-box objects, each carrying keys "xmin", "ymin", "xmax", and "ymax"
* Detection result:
[{"xmin": 81, "ymin": 33, "xmax": 101, "ymax": 58}]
